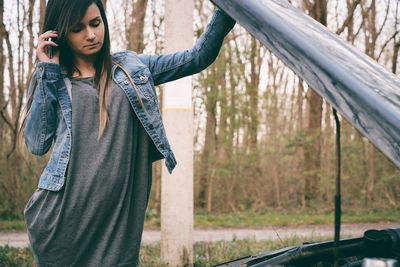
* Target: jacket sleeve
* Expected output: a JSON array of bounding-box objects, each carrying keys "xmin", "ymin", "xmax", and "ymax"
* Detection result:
[
  {"xmin": 138, "ymin": 8, "xmax": 235, "ymax": 86},
  {"xmin": 24, "ymin": 62, "xmax": 60, "ymax": 156}
]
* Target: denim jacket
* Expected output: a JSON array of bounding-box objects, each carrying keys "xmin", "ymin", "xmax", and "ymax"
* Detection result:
[{"xmin": 24, "ymin": 9, "xmax": 235, "ymax": 191}]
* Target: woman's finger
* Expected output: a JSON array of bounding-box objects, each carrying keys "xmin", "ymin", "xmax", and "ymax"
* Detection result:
[
  {"xmin": 41, "ymin": 40, "xmax": 59, "ymax": 48},
  {"xmin": 37, "ymin": 40, "xmax": 58, "ymax": 57},
  {"xmin": 37, "ymin": 32, "xmax": 58, "ymax": 51},
  {"xmin": 36, "ymin": 31, "xmax": 60, "ymax": 63},
  {"xmin": 38, "ymin": 31, "xmax": 58, "ymax": 42}
]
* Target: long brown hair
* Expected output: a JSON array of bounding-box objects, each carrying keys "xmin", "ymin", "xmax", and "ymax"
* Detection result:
[{"xmin": 20, "ymin": 0, "xmax": 113, "ymax": 144}]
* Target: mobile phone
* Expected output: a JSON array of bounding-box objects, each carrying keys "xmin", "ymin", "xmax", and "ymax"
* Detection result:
[
  {"xmin": 47, "ymin": 37, "xmax": 59, "ymax": 59},
  {"xmin": 48, "ymin": 37, "xmax": 54, "ymax": 59}
]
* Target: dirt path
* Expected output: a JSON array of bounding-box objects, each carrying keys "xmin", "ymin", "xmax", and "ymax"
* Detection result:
[{"xmin": 1, "ymin": 222, "xmax": 398, "ymax": 248}]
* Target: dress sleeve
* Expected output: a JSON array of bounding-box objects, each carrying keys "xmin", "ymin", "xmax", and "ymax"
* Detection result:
[
  {"xmin": 138, "ymin": 9, "xmax": 235, "ymax": 86},
  {"xmin": 24, "ymin": 62, "xmax": 60, "ymax": 155}
]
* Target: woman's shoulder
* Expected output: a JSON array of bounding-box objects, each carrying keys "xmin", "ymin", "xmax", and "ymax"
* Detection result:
[
  {"xmin": 112, "ymin": 50, "xmax": 147, "ymax": 70},
  {"xmin": 112, "ymin": 50, "xmax": 138, "ymax": 64}
]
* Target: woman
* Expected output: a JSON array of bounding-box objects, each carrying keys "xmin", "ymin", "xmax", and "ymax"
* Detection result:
[{"xmin": 21, "ymin": 0, "xmax": 235, "ymax": 266}]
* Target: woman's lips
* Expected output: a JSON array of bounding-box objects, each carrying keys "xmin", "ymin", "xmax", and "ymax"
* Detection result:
[{"xmin": 85, "ymin": 42, "xmax": 100, "ymax": 48}]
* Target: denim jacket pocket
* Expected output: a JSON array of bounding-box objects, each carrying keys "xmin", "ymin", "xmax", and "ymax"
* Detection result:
[
  {"xmin": 131, "ymin": 68, "xmax": 154, "ymax": 99},
  {"xmin": 131, "ymin": 67, "xmax": 149, "ymax": 84}
]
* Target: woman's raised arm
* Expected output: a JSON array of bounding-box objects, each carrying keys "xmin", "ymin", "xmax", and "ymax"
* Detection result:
[{"xmin": 138, "ymin": 9, "xmax": 235, "ymax": 86}]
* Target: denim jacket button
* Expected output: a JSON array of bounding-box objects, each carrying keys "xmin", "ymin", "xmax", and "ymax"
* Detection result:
[
  {"xmin": 39, "ymin": 66, "xmax": 43, "ymax": 72},
  {"xmin": 124, "ymin": 80, "xmax": 129, "ymax": 85},
  {"xmin": 136, "ymin": 102, "xmax": 142, "ymax": 108},
  {"xmin": 149, "ymin": 124, "xmax": 154, "ymax": 129},
  {"xmin": 139, "ymin": 75, "xmax": 145, "ymax": 81},
  {"xmin": 161, "ymin": 144, "xmax": 166, "ymax": 149}
]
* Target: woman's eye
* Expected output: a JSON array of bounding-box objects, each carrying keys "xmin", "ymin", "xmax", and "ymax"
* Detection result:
[{"xmin": 91, "ymin": 21, "xmax": 101, "ymax": 27}]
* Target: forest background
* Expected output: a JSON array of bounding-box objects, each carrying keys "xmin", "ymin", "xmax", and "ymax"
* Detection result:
[{"xmin": 0, "ymin": 0, "xmax": 399, "ymax": 224}]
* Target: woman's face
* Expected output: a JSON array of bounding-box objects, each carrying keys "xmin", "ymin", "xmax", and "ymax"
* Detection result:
[{"xmin": 66, "ymin": 3, "xmax": 105, "ymax": 60}]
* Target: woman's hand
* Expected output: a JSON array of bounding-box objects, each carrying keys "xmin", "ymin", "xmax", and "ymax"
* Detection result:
[{"xmin": 37, "ymin": 31, "xmax": 60, "ymax": 64}]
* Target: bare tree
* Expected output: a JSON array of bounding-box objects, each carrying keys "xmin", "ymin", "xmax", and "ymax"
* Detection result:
[
  {"xmin": 150, "ymin": 0, "xmax": 164, "ymax": 215},
  {"xmin": 302, "ymin": 0, "xmax": 327, "ymax": 206},
  {"xmin": 0, "ymin": 0, "xmax": 4, "ymax": 152},
  {"xmin": 336, "ymin": 0, "xmax": 361, "ymax": 36},
  {"xmin": 247, "ymin": 37, "xmax": 262, "ymax": 151},
  {"xmin": 392, "ymin": 0, "xmax": 399, "ymax": 74},
  {"xmin": 198, "ymin": 62, "xmax": 218, "ymax": 209},
  {"xmin": 39, "ymin": 0, "xmax": 46, "ymax": 32},
  {"xmin": 126, "ymin": 0, "xmax": 149, "ymax": 53},
  {"xmin": 361, "ymin": 0, "xmax": 391, "ymax": 207},
  {"xmin": 0, "ymin": 0, "xmax": 37, "ymax": 218}
]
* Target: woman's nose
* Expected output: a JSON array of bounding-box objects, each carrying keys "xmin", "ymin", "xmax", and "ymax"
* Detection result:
[{"xmin": 86, "ymin": 29, "xmax": 96, "ymax": 41}]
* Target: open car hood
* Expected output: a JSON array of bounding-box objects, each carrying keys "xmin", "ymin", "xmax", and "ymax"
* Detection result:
[{"xmin": 211, "ymin": 0, "xmax": 400, "ymax": 168}]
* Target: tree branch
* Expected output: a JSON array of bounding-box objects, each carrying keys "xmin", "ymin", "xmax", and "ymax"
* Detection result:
[
  {"xmin": 377, "ymin": 30, "xmax": 399, "ymax": 61},
  {"xmin": 376, "ymin": 0, "xmax": 391, "ymax": 38},
  {"xmin": 0, "ymin": 102, "xmax": 15, "ymax": 132},
  {"xmin": 336, "ymin": 0, "xmax": 361, "ymax": 35}
]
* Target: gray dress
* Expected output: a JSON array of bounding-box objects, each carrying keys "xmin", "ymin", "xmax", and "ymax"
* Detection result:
[{"xmin": 24, "ymin": 77, "xmax": 156, "ymax": 267}]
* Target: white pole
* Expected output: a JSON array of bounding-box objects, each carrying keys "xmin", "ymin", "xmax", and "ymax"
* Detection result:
[{"xmin": 161, "ymin": 0, "xmax": 194, "ymax": 266}]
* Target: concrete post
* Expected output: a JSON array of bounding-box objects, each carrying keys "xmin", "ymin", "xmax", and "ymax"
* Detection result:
[{"xmin": 161, "ymin": 0, "xmax": 194, "ymax": 266}]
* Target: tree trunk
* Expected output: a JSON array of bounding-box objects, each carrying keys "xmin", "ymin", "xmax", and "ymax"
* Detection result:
[
  {"xmin": 392, "ymin": 41, "xmax": 399, "ymax": 74},
  {"xmin": 153, "ymin": 161, "xmax": 161, "ymax": 214},
  {"xmin": 304, "ymin": 89, "xmax": 323, "ymax": 206},
  {"xmin": 150, "ymin": 0, "xmax": 163, "ymax": 214},
  {"xmin": 248, "ymin": 37, "xmax": 260, "ymax": 151},
  {"xmin": 362, "ymin": 0, "xmax": 381, "ymax": 208},
  {"xmin": 198, "ymin": 111, "xmax": 215, "ymax": 209},
  {"xmin": 268, "ymin": 55, "xmax": 283, "ymax": 208},
  {"xmin": 323, "ymin": 101, "xmax": 332, "ymax": 202},
  {"xmin": 198, "ymin": 64, "xmax": 218, "ymax": 209},
  {"xmin": 303, "ymin": 0, "xmax": 326, "ymax": 207},
  {"xmin": 393, "ymin": 0, "xmax": 399, "ymax": 74},
  {"xmin": 0, "ymin": 0, "xmax": 4, "ymax": 152},
  {"xmin": 206, "ymin": 161, "xmax": 217, "ymax": 212},
  {"xmin": 126, "ymin": 0, "xmax": 148, "ymax": 53},
  {"xmin": 27, "ymin": 0, "xmax": 35, "ymax": 79},
  {"xmin": 297, "ymin": 78, "xmax": 306, "ymax": 208},
  {"xmin": 39, "ymin": 0, "xmax": 46, "ymax": 33},
  {"xmin": 213, "ymin": 45, "xmax": 229, "ymax": 212},
  {"xmin": 227, "ymin": 42, "xmax": 238, "ymax": 211}
]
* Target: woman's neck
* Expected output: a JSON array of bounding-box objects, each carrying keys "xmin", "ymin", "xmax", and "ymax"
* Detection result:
[{"xmin": 72, "ymin": 54, "xmax": 96, "ymax": 78}]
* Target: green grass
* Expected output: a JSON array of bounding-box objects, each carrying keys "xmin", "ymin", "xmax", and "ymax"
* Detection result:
[
  {"xmin": 3, "ymin": 208, "xmax": 400, "ymax": 231},
  {"xmin": 0, "ymin": 246, "xmax": 35, "ymax": 267},
  {"xmin": 154, "ymin": 208, "xmax": 400, "ymax": 228},
  {"xmin": 0, "ymin": 235, "xmax": 333, "ymax": 266},
  {"xmin": 0, "ymin": 221, "xmax": 26, "ymax": 231}
]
